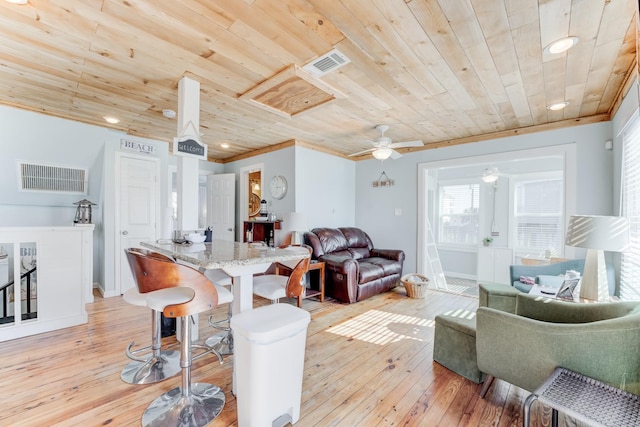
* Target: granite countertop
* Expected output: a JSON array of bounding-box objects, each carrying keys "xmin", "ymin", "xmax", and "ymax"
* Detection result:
[{"xmin": 140, "ymin": 239, "xmax": 309, "ymax": 269}]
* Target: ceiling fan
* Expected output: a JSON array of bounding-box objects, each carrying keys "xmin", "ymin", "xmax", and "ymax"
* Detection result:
[{"xmin": 349, "ymin": 125, "xmax": 424, "ymax": 160}]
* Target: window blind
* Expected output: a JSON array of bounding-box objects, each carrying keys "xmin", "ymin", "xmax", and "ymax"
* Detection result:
[
  {"xmin": 620, "ymin": 113, "xmax": 640, "ymax": 300},
  {"xmin": 513, "ymin": 177, "xmax": 563, "ymax": 255}
]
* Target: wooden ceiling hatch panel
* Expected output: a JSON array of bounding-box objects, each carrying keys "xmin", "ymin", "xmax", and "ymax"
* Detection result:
[{"xmin": 239, "ymin": 64, "xmax": 347, "ymax": 118}]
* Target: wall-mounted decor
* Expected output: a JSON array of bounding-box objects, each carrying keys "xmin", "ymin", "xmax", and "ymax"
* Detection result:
[
  {"xmin": 172, "ymin": 121, "xmax": 207, "ymax": 160},
  {"xmin": 373, "ymin": 171, "xmax": 394, "ymax": 187}
]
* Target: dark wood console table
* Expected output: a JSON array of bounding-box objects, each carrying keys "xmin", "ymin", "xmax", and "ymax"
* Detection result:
[{"xmin": 243, "ymin": 220, "xmax": 281, "ymax": 244}]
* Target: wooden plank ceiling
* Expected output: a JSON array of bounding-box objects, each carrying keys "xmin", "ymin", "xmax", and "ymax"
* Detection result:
[{"xmin": 0, "ymin": 0, "xmax": 636, "ymax": 162}]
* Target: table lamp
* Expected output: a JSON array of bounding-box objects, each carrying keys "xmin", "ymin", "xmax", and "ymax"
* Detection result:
[
  {"xmin": 286, "ymin": 212, "xmax": 308, "ymax": 245},
  {"xmin": 565, "ymin": 215, "xmax": 629, "ymax": 301}
]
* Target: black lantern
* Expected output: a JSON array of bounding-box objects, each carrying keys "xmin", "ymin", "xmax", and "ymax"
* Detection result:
[
  {"xmin": 260, "ymin": 199, "xmax": 268, "ymax": 217},
  {"xmin": 74, "ymin": 199, "xmax": 97, "ymax": 224}
]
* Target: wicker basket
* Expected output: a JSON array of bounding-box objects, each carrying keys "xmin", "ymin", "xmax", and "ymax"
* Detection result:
[{"xmin": 401, "ymin": 273, "xmax": 429, "ymax": 299}]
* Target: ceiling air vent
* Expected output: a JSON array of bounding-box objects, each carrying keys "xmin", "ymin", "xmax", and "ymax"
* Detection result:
[
  {"xmin": 302, "ymin": 48, "xmax": 351, "ymax": 77},
  {"xmin": 18, "ymin": 161, "xmax": 87, "ymax": 194}
]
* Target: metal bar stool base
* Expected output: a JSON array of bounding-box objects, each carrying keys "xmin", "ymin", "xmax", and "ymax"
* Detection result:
[
  {"xmin": 142, "ymin": 383, "xmax": 225, "ymax": 427},
  {"xmin": 205, "ymin": 331, "xmax": 233, "ymax": 356},
  {"xmin": 120, "ymin": 350, "xmax": 181, "ymax": 385}
]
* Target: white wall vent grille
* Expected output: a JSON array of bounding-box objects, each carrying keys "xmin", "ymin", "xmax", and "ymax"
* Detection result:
[
  {"xmin": 302, "ymin": 48, "xmax": 351, "ymax": 77},
  {"xmin": 18, "ymin": 162, "xmax": 87, "ymax": 194}
]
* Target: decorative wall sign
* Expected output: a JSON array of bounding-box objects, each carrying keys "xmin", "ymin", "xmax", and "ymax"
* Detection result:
[
  {"xmin": 373, "ymin": 171, "xmax": 394, "ymax": 187},
  {"xmin": 172, "ymin": 120, "xmax": 207, "ymax": 160},
  {"xmin": 120, "ymin": 138, "xmax": 155, "ymax": 155}
]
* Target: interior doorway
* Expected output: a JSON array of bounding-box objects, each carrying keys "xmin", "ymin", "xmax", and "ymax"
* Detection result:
[
  {"xmin": 240, "ymin": 164, "xmax": 264, "ymax": 228},
  {"xmin": 248, "ymin": 171, "xmax": 261, "ymax": 218}
]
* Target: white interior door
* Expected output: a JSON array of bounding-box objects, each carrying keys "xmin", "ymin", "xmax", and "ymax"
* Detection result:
[
  {"xmin": 207, "ymin": 173, "xmax": 235, "ymax": 241},
  {"xmin": 117, "ymin": 154, "xmax": 159, "ymax": 295}
]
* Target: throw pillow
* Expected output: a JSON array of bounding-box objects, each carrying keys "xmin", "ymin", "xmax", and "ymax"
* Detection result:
[{"xmin": 520, "ymin": 276, "xmax": 535, "ymax": 285}]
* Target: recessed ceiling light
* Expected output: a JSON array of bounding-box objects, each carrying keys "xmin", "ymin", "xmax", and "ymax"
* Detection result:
[
  {"xmin": 220, "ymin": 142, "xmax": 230, "ymax": 149},
  {"xmin": 5, "ymin": 0, "xmax": 28, "ymax": 4},
  {"xmin": 544, "ymin": 37, "xmax": 579, "ymax": 55},
  {"xmin": 547, "ymin": 102, "xmax": 570, "ymax": 111},
  {"xmin": 103, "ymin": 116, "xmax": 120, "ymax": 124},
  {"xmin": 162, "ymin": 109, "xmax": 176, "ymax": 119}
]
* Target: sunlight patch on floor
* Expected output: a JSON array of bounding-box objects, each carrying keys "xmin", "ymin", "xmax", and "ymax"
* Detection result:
[{"xmin": 325, "ymin": 309, "xmax": 434, "ymax": 345}]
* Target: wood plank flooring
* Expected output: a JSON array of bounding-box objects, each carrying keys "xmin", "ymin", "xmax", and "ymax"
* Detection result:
[{"xmin": 0, "ymin": 287, "xmax": 585, "ymax": 426}]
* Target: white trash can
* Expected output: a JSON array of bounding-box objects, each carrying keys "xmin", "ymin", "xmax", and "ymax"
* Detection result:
[{"xmin": 231, "ymin": 303, "xmax": 311, "ymax": 427}]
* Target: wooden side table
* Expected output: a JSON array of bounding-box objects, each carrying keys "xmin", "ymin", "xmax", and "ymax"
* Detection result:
[{"xmin": 298, "ymin": 260, "xmax": 325, "ymax": 306}]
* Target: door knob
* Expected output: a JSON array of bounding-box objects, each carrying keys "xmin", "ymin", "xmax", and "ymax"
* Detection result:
[
  {"xmin": 227, "ymin": 228, "xmax": 233, "ymax": 231},
  {"xmin": 122, "ymin": 231, "xmax": 128, "ymax": 235}
]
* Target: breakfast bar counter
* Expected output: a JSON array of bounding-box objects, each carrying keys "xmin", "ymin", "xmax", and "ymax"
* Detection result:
[{"xmin": 140, "ymin": 240, "xmax": 309, "ymax": 315}]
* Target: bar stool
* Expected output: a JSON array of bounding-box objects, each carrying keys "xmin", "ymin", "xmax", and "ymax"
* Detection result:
[
  {"xmin": 125, "ymin": 249, "xmax": 226, "ymax": 427},
  {"xmin": 121, "ymin": 249, "xmax": 180, "ymax": 385},
  {"xmin": 203, "ymin": 268, "xmax": 234, "ymax": 355},
  {"xmin": 252, "ymin": 245, "xmax": 311, "ymax": 306}
]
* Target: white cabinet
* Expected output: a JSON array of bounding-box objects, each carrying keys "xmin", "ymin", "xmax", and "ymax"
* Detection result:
[
  {"xmin": 477, "ymin": 247, "xmax": 513, "ymax": 285},
  {"xmin": 0, "ymin": 226, "xmax": 93, "ymax": 342}
]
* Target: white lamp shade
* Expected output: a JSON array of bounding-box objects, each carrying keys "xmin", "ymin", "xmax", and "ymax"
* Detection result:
[
  {"xmin": 285, "ymin": 212, "xmax": 308, "ymax": 246},
  {"xmin": 565, "ymin": 215, "xmax": 629, "ymax": 252},
  {"xmin": 286, "ymin": 212, "xmax": 308, "ymax": 232}
]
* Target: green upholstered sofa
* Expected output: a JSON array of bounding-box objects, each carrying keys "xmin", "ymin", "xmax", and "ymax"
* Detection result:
[
  {"xmin": 509, "ymin": 258, "xmax": 585, "ymax": 293},
  {"xmin": 476, "ymin": 293, "xmax": 640, "ymax": 396}
]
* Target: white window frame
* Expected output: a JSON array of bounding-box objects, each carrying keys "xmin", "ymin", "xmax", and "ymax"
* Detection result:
[
  {"xmin": 437, "ymin": 179, "xmax": 480, "ymax": 249},
  {"xmin": 416, "ymin": 145, "xmax": 576, "ymax": 277},
  {"xmin": 509, "ymin": 171, "xmax": 564, "ymax": 259}
]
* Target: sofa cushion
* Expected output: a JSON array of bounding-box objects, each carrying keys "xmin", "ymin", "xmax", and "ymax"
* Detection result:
[
  {"xmin": 536, "ymin": 274, "xmax": 564, "ymax": 287},
  {"xmin": 313, "ymin": 227, "xmax": 349, "ymax": 253},
  {"xmin": 339, "ymin": 227, "xmax": 373, "ymax": 250},
  {"xmin": 366, "ymin": 257, "xmax": 403, "ymax": 275},
  {"xmin": 348, "ymin": 247, "xmax": 370, "ymax": 260},
  {"xmin": 358, "ymin": 261, "xmax": 385, "ymax": 284}
]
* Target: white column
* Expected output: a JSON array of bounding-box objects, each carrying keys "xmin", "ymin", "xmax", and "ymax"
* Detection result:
[
  {"xmin": 176, "ymin": 77, "xmax": 200, "ymax": 232},
  {"xmin": 176, "ymin": 77, "xmax": 201, "ymax": 342}
]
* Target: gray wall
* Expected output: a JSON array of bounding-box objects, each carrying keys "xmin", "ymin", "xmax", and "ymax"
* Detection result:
[
  {"xmin": 355, "ymin": 121, "xmax": 615, "ymax": 276},
  {"xmin": 222, "ymin": 145, "xmax": 356, "ymax": 242}
]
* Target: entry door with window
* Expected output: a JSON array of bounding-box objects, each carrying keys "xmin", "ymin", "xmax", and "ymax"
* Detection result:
[{"xmin": 117, "ymin": 154, "xmax": 159, "ymax": 295}]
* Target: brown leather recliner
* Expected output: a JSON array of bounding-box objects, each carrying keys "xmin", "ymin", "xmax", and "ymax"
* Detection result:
[{"xmin": 304, "ymin": 227, "xmax": 405, "ymax": 304}]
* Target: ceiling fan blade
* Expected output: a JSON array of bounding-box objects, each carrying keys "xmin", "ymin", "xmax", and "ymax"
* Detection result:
[
  {"xmin": 348, "ymin": 148, "xmax": 375, "ymax": 157},
  {"xmin": 389, "ymin": 139, "xmax": 423, "ymax": 149},
  {"xmin": 390, "ymin": 149, "xmax": 403, "ymax": 159}
]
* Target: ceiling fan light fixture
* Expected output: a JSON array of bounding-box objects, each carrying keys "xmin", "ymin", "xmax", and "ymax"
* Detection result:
[
  {"xmin": 482, "ymin": 167, "xmax": 499, "ymax": 183},
  {"xmin": 220, "ymin": 142, "xmax": 230, "ymax": 149},
  {"xmin": 5, "ymin": 0, "xmax": 28, "ymax": 4},
  {"xmin": 544, "ymin": 36, "xmax": 579, "ymax": 55},
  {"xmin": 372, "ymin": 147, "xmax": 393, "ymax": 160},
  {"xmin": 547, "ymin": 101, "xmax": 570, "ymax": 111}
]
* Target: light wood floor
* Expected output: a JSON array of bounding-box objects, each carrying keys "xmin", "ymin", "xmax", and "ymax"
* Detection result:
[{"xmin": 1, "ymin": 287, "xmax": 581, "ymax": 426}]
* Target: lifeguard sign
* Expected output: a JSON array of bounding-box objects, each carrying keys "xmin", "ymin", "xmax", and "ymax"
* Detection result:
[{"xmin": 173, "ymin": 121, "xmax": 207, "ymax": 160}]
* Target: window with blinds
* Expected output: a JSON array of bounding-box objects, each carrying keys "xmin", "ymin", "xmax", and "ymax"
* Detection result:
[
  {"xmin": 513, "ymin": 174, "xmax": 564, "ymax": 257},
  {"xmin": 438, "ymin": 183, "xmax": 479, "ymax": 246},
  {"xmin": 620, "ymin": 113, "xmax": 640, "ymax": 300}
]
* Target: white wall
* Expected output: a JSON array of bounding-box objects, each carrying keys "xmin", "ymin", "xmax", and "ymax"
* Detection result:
[{"xmin": 295, "ymin": 146, "xmax": 355, "ymax": 229}]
